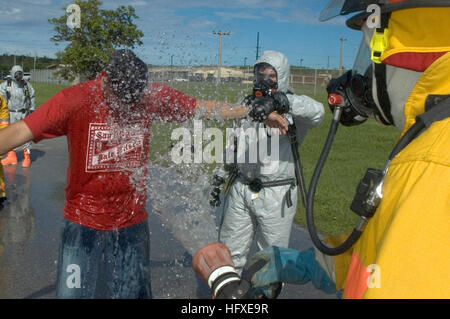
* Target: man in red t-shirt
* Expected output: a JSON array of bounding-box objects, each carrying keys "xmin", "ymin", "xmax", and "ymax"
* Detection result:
[{"xmin": 0, "ymin": 49, "xmax": 289, "ymax": 298}]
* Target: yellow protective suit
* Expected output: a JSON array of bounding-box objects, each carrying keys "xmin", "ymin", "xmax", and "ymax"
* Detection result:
[
  {"xmin": 0, "ymin": 93, "xmax": 9, "ymax": 199},
  {"xmin": 329, "ymin": 52, "xmax": 450, "ymax": 299}
]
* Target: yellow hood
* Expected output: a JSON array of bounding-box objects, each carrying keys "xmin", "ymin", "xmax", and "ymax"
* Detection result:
[
  {"xmin": 380, "ymin": 7, "xmax": 450, "ymax": 72},
  {"xmin": 402, "ymin": 51, "xmax": 450, "ymax": 135}
]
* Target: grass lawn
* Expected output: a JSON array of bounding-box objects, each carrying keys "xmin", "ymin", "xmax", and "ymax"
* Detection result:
[
  {"xmin": 29, "ymin": 80, "xmax": 400, "ymax": 236},
  {"xmin": 32, "ymin": 82, "xmax": 71, "ymax": 107}
]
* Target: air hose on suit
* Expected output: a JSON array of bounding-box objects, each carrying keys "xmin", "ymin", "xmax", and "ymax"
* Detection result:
[{"xmin": 306, "ymin": 105, "xmax": 366, "ymax": 256}]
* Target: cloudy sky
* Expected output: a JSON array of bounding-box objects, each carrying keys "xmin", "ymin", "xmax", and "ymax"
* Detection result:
[{"xmin": 0, "ymin": 0, "xmax": 363, "ymax": 69}]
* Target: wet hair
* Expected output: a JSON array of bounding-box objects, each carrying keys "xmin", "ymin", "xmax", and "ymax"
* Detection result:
[{"xmin": 105, "ymin": 49, "xmax": 149, "ymax": 103}]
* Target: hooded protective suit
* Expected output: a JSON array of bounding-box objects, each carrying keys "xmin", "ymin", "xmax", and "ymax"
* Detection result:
[
  {"xmin": 219, "ymin": 51, "xmax": 324, "ymax": 273},
  {"xmin": 0, "ymin": 65, "xmax": 35, "ymax": 152}
]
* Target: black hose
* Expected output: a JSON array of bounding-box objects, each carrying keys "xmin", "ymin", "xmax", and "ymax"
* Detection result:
[
  {"xmin": 293, "ymin": 148, "xmax": 307, "ymax": 208},
  {"xmin": 306, "ymin": 107, "xmax": 363, "ymax": 256},
  {"xmin": 288, "ymin": 124, "xmax": 307, "ymax": 208}
]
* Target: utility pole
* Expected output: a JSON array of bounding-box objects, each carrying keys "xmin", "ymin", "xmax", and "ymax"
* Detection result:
[
  {"xmin": 170, "ymin": 54, "xmax": 174, "ymax": 82},
  {"xmin": 314, "ymin": 67, "xmax": 318, "ymax": 96},
  {"xmin": 256, "ymin": 32, "xmax": 261, "ymax": 60},
  {"xmin": 300, "ymin": 58, "xmax": 303, "ymax": 68},
  {"xmin": 243, "ymin": 57, "xmax": 247, "ymax": 81},
  {"xmin": 339, "ymin": 38, "xmax": 347, "ymax": 75},
  {"xmin": 213, "ymin": 30, "xmax": 231, "ymax": 84}
]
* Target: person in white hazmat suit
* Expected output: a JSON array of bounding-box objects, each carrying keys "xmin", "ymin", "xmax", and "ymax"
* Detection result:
[
  {"xmin": 217, "ymin": 51, "xmax": 324, "ymax": 274},
  {"xmin": 0, "ymin": 65, "xmax": 35, "ymax": 167}
]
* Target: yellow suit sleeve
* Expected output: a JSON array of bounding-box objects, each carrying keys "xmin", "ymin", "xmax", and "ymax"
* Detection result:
[
  {"xmin": 0, "ymin": 93, "xmax": 9, "ymax": 130},
  {"xmin": 0, "ymin": 94, "xmax": 9, "ymax": 130}
]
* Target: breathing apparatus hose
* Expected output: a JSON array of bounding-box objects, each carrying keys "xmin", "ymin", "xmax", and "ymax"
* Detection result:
[
  {"xmin": 292, "ymin": 144, "xmax": 307, "ymax": 208},
  {"xmin": 306, "ymin": 106, "xmax": 366, "ymax": 256},
  {"xmin": 287, "ymin": 121, "xmax": 307, "ymax": 208}
]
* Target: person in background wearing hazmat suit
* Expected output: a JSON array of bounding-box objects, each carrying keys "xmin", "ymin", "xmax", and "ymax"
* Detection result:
[
  {"xmin": 0, "ymin": 66, "xmax": 35, "ymax": 168},
  {"xmin": 247, "ymin": 0, "xmax": 450, "ymax": 299},
  {"xmin": 216, "ymin": 50, "xmax": 324, "ymax": 283}
]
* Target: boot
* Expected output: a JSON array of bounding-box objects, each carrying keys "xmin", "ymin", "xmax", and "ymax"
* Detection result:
[
  {"xmin": 22, "ymin": 149, "xmax": 31, "ymax": 168},
  {"xmin": 1, "ymin": 151, "xmax": 17, "ymax": 166}
]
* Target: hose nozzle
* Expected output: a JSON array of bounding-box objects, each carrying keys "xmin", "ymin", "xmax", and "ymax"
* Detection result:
[{"xmin": 192, "ymin": 243, "xmax": 250, "ymax": 299}]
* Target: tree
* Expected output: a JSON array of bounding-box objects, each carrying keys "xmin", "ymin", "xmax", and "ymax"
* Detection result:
[{"xmin": 49, "ymin": 0, "xmax": 144, "ymax": 80}]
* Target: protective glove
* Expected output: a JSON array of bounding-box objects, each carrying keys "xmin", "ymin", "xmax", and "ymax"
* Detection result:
[
  {"xmin": 249, "ymin": 96, "xmax": 275, "ymax": 122},
  {"xmin": 246, "ymin": 246, "xmax": 336, "ymax": 298},
  {"xmin": 272, "ymin": 91, "xmax": 290, "ymax": 114},
  {"xmin": 209, "ymin": 175, "xmax": 225, "ymax": 207},
  {"xmin": 209, "ymin": 187, "xmax": 221, "ymax": 207}
]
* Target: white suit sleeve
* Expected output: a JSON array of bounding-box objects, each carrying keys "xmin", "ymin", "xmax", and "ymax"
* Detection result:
[
  {"xmin": 288, "ymin": 94, "xmax": 324, "ymax": 129},
  {"xmin": 28, "ymin": 82, "xmax": 35, "ymax": 111},
  {"xmin": 287, "ymin": 94, "xmax": 324, "ymax": 145}
]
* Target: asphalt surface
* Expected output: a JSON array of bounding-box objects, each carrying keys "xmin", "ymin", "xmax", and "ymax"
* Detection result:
[{"xmin": 0, "ymin": 136, "xmax": 335, "ymax": 299}]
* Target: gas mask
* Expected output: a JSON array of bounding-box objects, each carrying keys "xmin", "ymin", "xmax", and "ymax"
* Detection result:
[
  {"xmin": 253, "ymin": 62, "xmax": 278, "ymax": 98},
  {"xmin": 326, "ymin": 35, "xmax": 392, "ymax": 126},
  {"xmin": 14, "ymin": 71, "xmax": 24, "ymax": 82},
  {"xmin": 249, "ymin": 62, "xmax": 290, "ymax": 122}
]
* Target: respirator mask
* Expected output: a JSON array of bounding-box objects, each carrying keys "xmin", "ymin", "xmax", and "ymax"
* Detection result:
[
  {"xmin": 14, "ymin": 71, "xmax": 24, "ymax": 82},
  {"xmin": 327, "ymin": 39, "xmax": 382, "ymax": 126},
  {"xmin": 249, "ymin": 62, "xmax": 290, "ymax": 122},
  {"xmin": 253, "ymin": 62, "xmax": 278, "ymax": 98}
]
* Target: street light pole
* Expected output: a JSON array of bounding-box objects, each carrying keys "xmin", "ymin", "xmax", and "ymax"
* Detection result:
[
  {"xmin": 170, "ymin": 54, "xmax": 174, "ymax": 82},
  {"xmin": 243, "ymin": 57, "xmax": 247, "ymax": 81},
  {"xmin": 339, "ymin": 37, "xmax": 347, "ymax": 75},
  {"xmin": 213, "ymin": 30, "xmax": 231, "ymax": 84},
  {"xmin": 314, "ymin": 67, "xmax": 318, "ymax": 96}
]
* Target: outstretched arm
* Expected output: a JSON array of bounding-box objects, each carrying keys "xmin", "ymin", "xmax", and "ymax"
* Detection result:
[
  {"xmin": 196, "ymin": 100, "xmax": 289, "ymax": 134},
  {"xmin": 0, "ymin": 121, "xmax": 34, "ymax": 155},
  {"xmin": 195, "ymin": 100, "xmax": 249, "ymax": 120}
]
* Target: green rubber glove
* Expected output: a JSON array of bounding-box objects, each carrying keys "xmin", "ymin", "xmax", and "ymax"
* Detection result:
[{"xmin": 246, "ymin": 246, "xmax": 336, "ymax": 298}]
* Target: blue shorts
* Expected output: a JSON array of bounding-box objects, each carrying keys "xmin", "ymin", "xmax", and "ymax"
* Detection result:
[{"xmin": 56, "ymin": 219, "xmax": 152, "ymax": 299}]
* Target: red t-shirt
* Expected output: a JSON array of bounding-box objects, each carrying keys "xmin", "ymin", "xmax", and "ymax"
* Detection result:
[{"xmin": 24, "ymin": 74, "xmax": 196, "ymax": 230}]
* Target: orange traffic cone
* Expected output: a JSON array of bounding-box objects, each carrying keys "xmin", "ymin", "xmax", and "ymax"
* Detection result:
[
  {"xmin": 1, "ymin": 151, "xmax": 17, "ymax": 166},
  {"xmin": 22, "ymin": 149, "xmax": 31, "ymax": 168}
]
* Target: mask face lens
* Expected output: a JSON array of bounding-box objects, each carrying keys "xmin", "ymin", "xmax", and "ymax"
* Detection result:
[
  {"xmin": 255, "ymin": 65, "xmax": 277, "ymax": 83},
  {"xmin": 352, "ymin": 38, "xmax": 372, "ymax": 76},
  {"xmin": 344, "ymin": 37, "xmax": 378, "ymax": 118},
  {"xmin": 350, "ymin": 74, "xmax": 365, "ymax": 97},
  {"xmin": 257, "ymin": 71, "xmax": 277, "ymax": 82},
  {"xmin": 319, "ymin": 0, "xmax": 347, "ymax": 21}
]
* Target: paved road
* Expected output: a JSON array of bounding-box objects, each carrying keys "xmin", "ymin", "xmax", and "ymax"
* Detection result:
[{"xmin": 0, "ymin": 137, "xmax": 335, "ymax": 299}]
